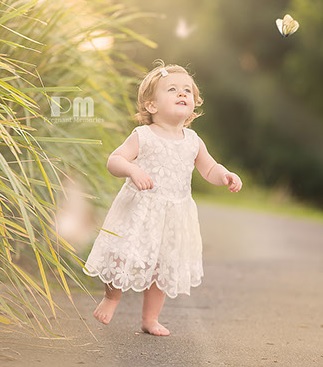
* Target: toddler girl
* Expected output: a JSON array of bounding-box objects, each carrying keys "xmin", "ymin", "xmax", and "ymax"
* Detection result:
[{"xmin": 83, "ymin": 62, "xmax": 242, "ymax": 336}]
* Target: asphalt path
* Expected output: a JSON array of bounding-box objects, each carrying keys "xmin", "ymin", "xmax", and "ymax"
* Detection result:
[{"xmin": 1, "ymin": 204, "xmax": 323, "ymax": 367}]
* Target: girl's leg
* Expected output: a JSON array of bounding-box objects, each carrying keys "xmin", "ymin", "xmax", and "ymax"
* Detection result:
[
  {"xmin": 141, "ymin": 283, "xmax": 170, "ymax": 336},
  {"xmin": 93, "ymin": 283, "xmax": 122, "ymax": 325}
]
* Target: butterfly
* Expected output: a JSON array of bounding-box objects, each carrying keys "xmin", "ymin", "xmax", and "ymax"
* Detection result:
[{"xmin": 276, "ymin": 14, "xmax": 300, "ymax": 37}]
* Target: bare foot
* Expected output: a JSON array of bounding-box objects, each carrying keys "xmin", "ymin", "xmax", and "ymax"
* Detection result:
[
  {"xmin": 141, "ymin": 320, "xmax": 170, "ymax": 336},
  {"xmin": 93, "ymin": 297, "xmax": 120, "ymax": 325}
]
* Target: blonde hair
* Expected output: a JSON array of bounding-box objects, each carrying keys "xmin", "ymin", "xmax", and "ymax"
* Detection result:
[{"xmin": 135, "ymin": 61, "xmax": 203, "ymax": 127}]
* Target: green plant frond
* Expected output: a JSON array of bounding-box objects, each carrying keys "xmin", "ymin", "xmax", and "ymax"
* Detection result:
[
  {"xmin": 55, "ymin": 255, "xmax": 94, "ymax": 297},
  {"xmin": 0, "ymin": 60, "xmax": 16, "ymax": 74},
  {"xmin": 0, "ymin": 79, "xmax": 38, "ymax": 108},
  {"xmin": 8, "ymin": 262, "xmax": 57, "ymax": 311},
  {"xmin": 115, "ymin": 11, "xmax": 162, "ymax": 25},
  {"xmin": 4, "ymin": 293, "xmax": 51, "ymax": 334},
  {"xmin": 0, "ymin": 216, "xmax": 28, "ymax": 236},
  {"xmin": 118, "ymin": 26, "xmax": 158, "ymax": 49},
  {"xmin": 37, "ymin": 219, "xmax": 71, "ymax": 297},
  {"xmin": 1, "ymin": 75, "xmax": 20, "ymax": 83},
  {"xmin": 0, "ymin": 154, "xmax": 56, "ymax": 223},
  {"xmin": 0, "ymin": 0, "xmax": 39, "ymax": 26},
  {"xmin": 44, "ymin": 223, "xmax": 77, "ymax": 255},
  {"xmin": 11, "ymin": 182, "xmax": 55, "ymax": 225},
  {"xmin": 87, "ymin": 78, "xmax": 115, "ymax": 104},
  {"xmin": 33, "ymin": 249, "xmax": 56, "ymax": 318},
  {"xmin": 0, "ymin": 203, "xmax": 13, "ymax": 247},
  {"xmin": 0, "ymin": 38, "xmax": 42, "ymax": 52},
  {"xmin": 19, "ymin": 132, "xmax": 69, "ymax": 200},
  {"xmin": 0, "ymin": 195, "xmax": 13, "ymax": 213},
  {"xmin": 1, "ymin": 228, "xmax": 29, "ymax": 241},
  {"xmin": 0, "ymin": 121, "xmax": 37, "ymax": 191},
  {"xmin": 0, "ymin": 123, "xmax": 23, "ymax": 154},
  {"xmin": 32, "ymin": 221, "xmax": 93, "ymax": 300},
  {"xmin": 0, "ymin": 296, "xmax": 21, "ymax": 326},
  {"xmin": 11, "ymin": 129, "xmax": 66, "ymax": 205},
  {"xmin": 0, "ymin": 23, "xmax": 43, "ymax": 46},
  {"xmin": 0, "ymin": 179, "xmax": 30, "ymax": 208},
  {"xmin": 35, "ymin": 243, "xmax": 83, "ymax": 290},
  {"xmin": 0, "ymin": 54, "xmax": 38, "ymax": 78},
  {"xmin": 1, "ymin": 239, "xmax": 14, "ymax": 262},
  {"xmin": 0, "ymin": 265, "xmax": 53, "ymax": 330},
  {"xmin": 0, "ymin": 101, "xmax": 19, "ymax": 123},
  {"xmin": 0, "ymin": 154, "xmax": 36, "ymax": 245},
  {"xmin": 20, "ymin": 86, "xmax": 82, "ymax": 93},
  {"xmin": 26, "ymin": 178, "xmax": 98, "ymax": 199},
  {"xmin": 33, "ymin": 136, "xmax": 102, "ymax": 145},
  {"xmin": 31, "ymin": 149, "xmax": 55, "ymax": 204},
  {"xmin": 21, "ymin": 177, "xmax": 62, "ymax": 192},
  {"xmin": 100, "ymin": 227, "xmax": 120, "ymax": 237},
  {"xmin": 0, "ymin": 314, "xmax": 12, "ymax": 325},
  {"xmin": 0, "ymin": 54, "xmax": 37, "ymax": 68},
  {"xmin": 0, "ymin": 119, "xmax": 36, "ymax": 131},
  {"xmin": 0, "ymin": 0, "xmax": 158, "ymax": 335}
]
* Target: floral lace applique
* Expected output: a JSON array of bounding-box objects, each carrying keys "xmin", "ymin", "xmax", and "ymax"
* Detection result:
[{"xmin": 84, "ymin": 125, "xmax": 203, "ymax": 298}]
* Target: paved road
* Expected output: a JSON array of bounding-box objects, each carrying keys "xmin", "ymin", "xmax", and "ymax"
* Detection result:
[{"xmin": 1, "ymin": 204, "xmax": 323, "ymax": 367}]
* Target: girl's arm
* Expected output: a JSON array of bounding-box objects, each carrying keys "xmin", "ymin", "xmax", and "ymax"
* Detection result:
[
  {"xmin": 195, "ymin": 137, "xmax": 242, "ymax": 193},
  {"xmin": 107, "ymin": 132, "xmax": 154, "ymax": 190}
]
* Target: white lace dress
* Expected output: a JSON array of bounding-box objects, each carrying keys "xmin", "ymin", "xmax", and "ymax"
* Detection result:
[{"xmin": 83, "ymin": 125, "xmax": 203, "ymax": 298}]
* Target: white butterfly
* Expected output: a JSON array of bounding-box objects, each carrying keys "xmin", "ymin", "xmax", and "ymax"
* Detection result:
[
  {"xmin": 276, "ymin": 14, "xmax": 300, "ymax": 37},
  {"xmin": 175, "ymin": 18, "xmax": 197, "ymax": 39}
]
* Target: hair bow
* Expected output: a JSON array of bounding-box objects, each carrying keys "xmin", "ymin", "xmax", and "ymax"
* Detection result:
[{"xmin": 160, "ymin": 68, "xmax": 168, "ymax": 77}]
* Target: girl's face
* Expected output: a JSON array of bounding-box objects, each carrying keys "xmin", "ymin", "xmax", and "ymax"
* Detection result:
[{"xmin": 148, "ymin": 73, "xmax": 195, "ymax": 125}]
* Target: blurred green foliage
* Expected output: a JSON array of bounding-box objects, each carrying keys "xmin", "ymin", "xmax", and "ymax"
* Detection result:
[
  {"xmin": 126, "ymin": 0, "xmax": 323, "ymax": 207},
  {"xmin": 0, "ymin": 0, "xmax": 155, "ymax": 333}
]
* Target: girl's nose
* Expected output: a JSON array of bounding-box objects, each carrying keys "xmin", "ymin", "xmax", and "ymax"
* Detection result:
[{"xmin": 178, "ymin": 90, "xmax": 186, "ymax": 97}]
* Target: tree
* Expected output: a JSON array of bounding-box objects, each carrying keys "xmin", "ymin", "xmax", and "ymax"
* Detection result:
[{"xmin": 127, "ymin": 0, "xmax": 323, "ymax": 206}]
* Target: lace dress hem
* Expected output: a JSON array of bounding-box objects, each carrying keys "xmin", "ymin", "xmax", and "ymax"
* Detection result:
[{"xmin": 82, "ymin": 267, "xmax": 202, "ymax": 299}]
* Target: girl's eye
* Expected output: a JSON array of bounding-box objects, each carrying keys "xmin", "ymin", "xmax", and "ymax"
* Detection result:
[
  {"xmin": 168, "ymin": 87, "xmax": 176, "ymax": 92},
  {"xmin": 185, "ymin": 88, "xmax": 192, "ymax": 93}
]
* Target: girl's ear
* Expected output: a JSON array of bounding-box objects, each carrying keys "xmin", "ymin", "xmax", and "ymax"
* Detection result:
[{"xmin": 144, "ymin": 101, "xmax": 157, "ymax": 114}]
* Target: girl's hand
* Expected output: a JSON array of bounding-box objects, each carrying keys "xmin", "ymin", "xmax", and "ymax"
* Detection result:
[
  {"xmin": 129, "ymin": 165, "xmax": 154, "ymax": 191},
  {"xmin": 223, "ymin": 173, "xmax": 242, "ymax": 193}
]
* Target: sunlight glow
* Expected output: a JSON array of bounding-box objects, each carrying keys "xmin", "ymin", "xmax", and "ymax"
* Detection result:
[{"xmin": 78, "ymin": 31, "xmax": 114, "ymax": 51}]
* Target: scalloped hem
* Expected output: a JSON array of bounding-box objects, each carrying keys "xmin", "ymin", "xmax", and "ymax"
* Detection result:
[{"xmin": 83, "ymin": 268, "xmax": 202, "ymax": 299}]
